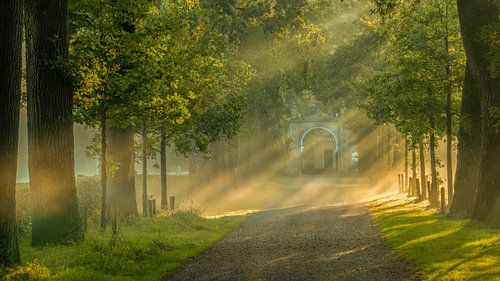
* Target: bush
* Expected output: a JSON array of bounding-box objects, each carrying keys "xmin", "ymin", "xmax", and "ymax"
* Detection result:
[
  {"xmin": 75, "ymin": 176, "xmax": 101, "ymax": 223},
  {"xmin": 16, "ymin": 177, "xmax": 101, "ymax": 237},
  {"xmin": 16, "ymin": 184, "xmax": 32, "ymax": 238}
]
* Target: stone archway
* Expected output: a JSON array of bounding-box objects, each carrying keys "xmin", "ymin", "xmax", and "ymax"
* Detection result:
[
  {"xmin": 300, "ymin": 128, "xmax": 339, "ymax": 174},
  {"xmin": 288, "ymin": 114, "xmax": 352, "ymax": 176}
]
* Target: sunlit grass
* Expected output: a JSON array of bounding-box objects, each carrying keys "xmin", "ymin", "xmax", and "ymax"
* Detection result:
[
  {"xmin": 4, "ymin": 212, "xmax": 245, "ymax": 281},
  {"xmin": 370, "ymin": 195, "xmax": 500, "ymax": 281}
]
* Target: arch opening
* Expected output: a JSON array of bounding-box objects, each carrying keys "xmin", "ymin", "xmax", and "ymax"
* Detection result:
[{"xmin": 299, "ymin": 127, "xmax": 339, "ymax": 174}]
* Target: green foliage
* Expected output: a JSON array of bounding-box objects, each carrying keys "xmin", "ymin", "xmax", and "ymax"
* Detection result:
[
  {"xmin": 371, "ymin": 197, "xmax": 500, "ymax": 281},
  {"xmin": 69, "ymin": 0, "xmax": 251, "ymax": 157},
  {"xmin": 481, "ymin": 23, "xmax": 500, "ymax": 79},
  {"xmin": 75, "ymin": 177, "xmax": 101, "ymax": 222},
  {"xmin": 358, "ymin": 0, "xmax": 465, "ymax": 144},
  {"xmin": 15, "ymin": 184, "xmax": 32, "ymax": 239},
  {"xmin": 14, "ymin": 178, "xmax": 102, "ymax": 239}
]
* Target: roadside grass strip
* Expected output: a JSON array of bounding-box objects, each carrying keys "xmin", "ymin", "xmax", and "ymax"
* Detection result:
[
  {"xmin": 2, "ymin": 212, "xmax": 246, "ymax": 281},
  {"xmin": 370, "ymin": 195, "xmax": 500, "ymax": 281}
]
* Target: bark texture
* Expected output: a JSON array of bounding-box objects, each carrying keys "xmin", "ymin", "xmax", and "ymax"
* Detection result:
[
  {"xmin": 429, "ymin": 130, "xmax": 439, "ymax": 207},
  {"xmin": 457, "ymin": 0, "xmax": 500, "ymax": 226},
  {"xmin": 449, "ymin": 65, "xmax": 481, "ymax": 218},
  {"xmin": 160, "ymin": 130, "xmax": 168, "ymax": 210},
  {"xmin": 0, "ymin": 0, "xmax": 22, "ymax": 265},
  {"xmin": 26, "ymin": 0, "xmax": 83, "ymax": 246},
  {"xmin": 141, "ymin": 121, "xmax": 148, "ymax": 216},
  {"xmin": 100, "ymin": 110, "xmax": 107, "ymax": 230},
  {"xmin": 411, "ymin": 148, "xmax": 417, "ymax": 197},
  {"xmin": 419, "ymin": 142, "xmax": 427, "ymax": 200},
  {"xmin": 107, "ymin": 126, "xmax": 138, "ymax": 217},
  {"xmin": 404, "ymin": 139, "xmax": 409, "ymax": 192}
]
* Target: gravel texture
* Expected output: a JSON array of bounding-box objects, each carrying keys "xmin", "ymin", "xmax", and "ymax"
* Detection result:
[{"xmin": 163, "ymin": 203, "xmax": 420, "ymax": 281}]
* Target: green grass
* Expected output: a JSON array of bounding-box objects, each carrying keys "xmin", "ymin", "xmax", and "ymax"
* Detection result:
[
  {"xmin": 2, "ymin": 211, "xmax": 245, "ymax": 281},
  {"xmin": 370, "ymin": 195, "xmax": 500, "ymax": 281}
]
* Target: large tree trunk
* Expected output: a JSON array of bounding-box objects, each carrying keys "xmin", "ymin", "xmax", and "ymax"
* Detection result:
[
  {"xmin": 26, "ymin": 0, "xmax": 83, "ymax": 246},
  {"xmin": 160, "ymin": 129, "xmax": 168, "ymax": 210},
  {"xmin": 419, "ymin": 141, "xmax": 427, "ymax": 200},
  {"xmin": 449, "ymin": 64, "xmax": 481, "ymax": 218},
  {"xmin": 107, "ymin": 126, "xmax": 138, "ymax": 217},
  {"xmin": 457, "ymin": 0, "xmax": 500, "ymax": 226},
  {"xmin": 0, "ymin": 0, "xmax": 22, "ymax": 265},
  {"xmin": 141, "ymin": 121, "xmax": 148, "ymax": 216},
  {"xmin": 444, "ymin": 0, "xmax": 454, "ymax": 208},
  {"xmin": 445, "ymin": 76, "xmax": 454, "ymax": 205},
  {"xmin": 100, "ymin": 109, "xmax": 107, "ymax": 230}
]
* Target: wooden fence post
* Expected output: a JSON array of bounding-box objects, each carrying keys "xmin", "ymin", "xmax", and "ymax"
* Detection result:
[
  {"xmin": 170, "ymin": 196, "xmax": 175, "ymax": 212},
  {"xmin": 427, "ymin": 181, "xmax": 431, "ymax": 203},
  {"xmin": 415, "ymin": 178, "xmax": 420, "ymax": 199},
  {"xmin": 147, "ymin": 199, "xmax": 153, "ymax": 217},
  {"xmin": 398, "ymin": 174, "xmax": 402, "ymax": 192},
  {"xmin": 408, "ymin": 177, "xmax": 413, "ymax": 196}
]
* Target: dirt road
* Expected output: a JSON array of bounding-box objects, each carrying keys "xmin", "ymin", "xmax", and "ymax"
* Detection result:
[{"xmin": 163, "ymin": 203, "xmax": 419, "ymax": 281}]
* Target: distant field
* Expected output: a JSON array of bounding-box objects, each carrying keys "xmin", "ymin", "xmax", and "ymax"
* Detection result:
[{"xmin": 370, "ymin": 195, "xmax": 500, "ymax": 281}]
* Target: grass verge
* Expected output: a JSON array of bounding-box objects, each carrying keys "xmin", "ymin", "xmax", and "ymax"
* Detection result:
[
  {"xmin": 370, "ymin": 194, "xmax": 500, "ymax": 281},
  {"xmin": 2, "ymin": 211, "xmax": 245, "ymax": 281}
]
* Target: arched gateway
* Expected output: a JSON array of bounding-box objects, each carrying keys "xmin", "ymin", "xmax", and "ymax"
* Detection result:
[{"xmin": 288, "ymin": 111, "xmax": 354, "ymax": 176}]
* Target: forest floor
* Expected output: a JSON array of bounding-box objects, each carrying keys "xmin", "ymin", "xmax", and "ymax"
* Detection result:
[{"xmin": 163, "ymin": 202, "xmax": 419, "ymax": 281}]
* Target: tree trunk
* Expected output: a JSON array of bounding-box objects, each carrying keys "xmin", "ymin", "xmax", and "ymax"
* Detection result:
[
  {"xmin": 444, "ymin": 0, "xmax": 454, "ymax": 209},
  {"xmin": 411, "ymin": 147, "xmax": 418, "ymax": 197},
  {"xmin": 160, "ymin": 129, "xmax": 168, "ymax": 210},
  {"xmin": 457, "ymin": 0, "xmax": 500, "ymax": 226},
  {"xmin": 0, "ymin": 0, "xmax": 22, "ymax": 265},
  {"xmin": 107, "ymin": 126, "xmax": 137, "ymax": 217},
  {"xmin": 449, "ymin": 64, "xmax": 481, "ymax": 218},
  {"xmin": 404, "ymin": 138, "xmax": 409, "ymax": 192},
  {"xmin": 419, "ymin": 141, "xmax": 427, "ymax": 200},
  {"xmin": 141, "ymin": 121, "xmax": 148, "ymax": 216},
  {"xmin": 26, "ymin": 0, "xmax": 83, "ymax": 246},
  {"xmin": 429, "ymin": 125, "xmax": 439, "ymax": 207},
  {"xmin": 100, "ymin": 109, "xmax": 107, "ymax": 230}
]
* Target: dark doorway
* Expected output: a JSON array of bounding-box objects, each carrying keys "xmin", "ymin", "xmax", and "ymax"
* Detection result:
[{"xmin": 324, "ymin": 150, "xmax": 334, "ymax": 169}]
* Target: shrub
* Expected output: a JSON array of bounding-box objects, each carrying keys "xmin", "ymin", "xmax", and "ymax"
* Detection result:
[
  {"xmin": 75, "ymin": 176, "xmax": 101, "ymax": 224},
  {"xmin": 16, "ymin": 184, "xmax": 32, "ymax": 238}
]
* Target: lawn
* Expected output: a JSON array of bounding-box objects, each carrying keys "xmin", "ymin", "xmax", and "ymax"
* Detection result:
[
  {"xmin": 370, "ymin": 194, "xmax": 500, "ymax": 281},
  {"xmin": 2, "ymin": 212, "xmax": 245, "ymax": 281}
]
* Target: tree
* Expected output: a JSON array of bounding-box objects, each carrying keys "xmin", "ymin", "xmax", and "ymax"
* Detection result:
[
  {"xmin": 449, "ymin": 64, "xmax": 481, "ymax": 218},
  {"xmin": 70, "ymin": 0, "xmax": 250, "ymax": 217},
  {"xmin": 360, "ymin": 0, "xmax": 465, "ymax": 207},
  {"xmin": 457, "ymin": 0, "xmax": 500, "ymax": 226},
  {"xmin": 0, "ymin": 0, "xmax": 22, "ymax": 266},
  {"xmin": 369, "ymin": 0, "xmax": 499, "ymax": 227},
  {"xmin": 25, "ymin": 0, "xmax": 83, "ymax": 246}
]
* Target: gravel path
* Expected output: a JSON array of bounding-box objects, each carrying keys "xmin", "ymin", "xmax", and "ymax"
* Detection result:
[{"xmin": 163, "ymin": 203, "xmax": 419, "ymax": 281}]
